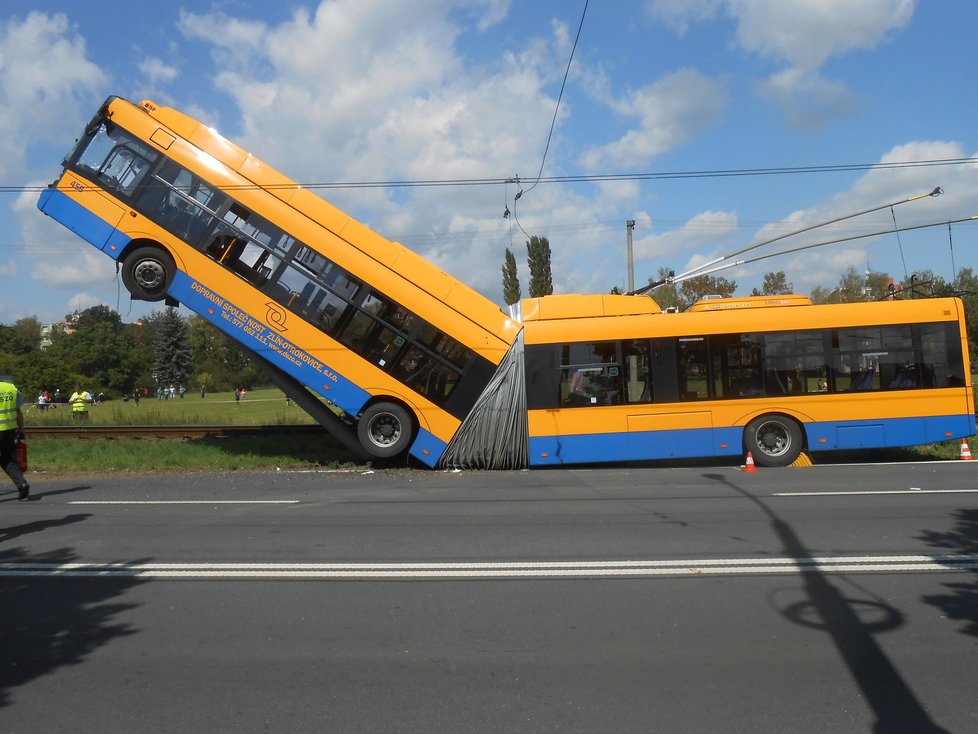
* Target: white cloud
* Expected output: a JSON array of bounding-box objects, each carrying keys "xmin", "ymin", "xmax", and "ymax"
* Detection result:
[
  {"xmin": 174, "ymin": 0, "xmax": 615, "ymax": 302},
  {"xmin": 579, "ymin": 70, "xmax": 728, "ymax": 170},
  {"xmin": 67, "ymin": 292, "xmax": 104, "ymax": 313},
  {"xmin": 14, "ymin": 187, "xmax": 115, "ymax": 288},
  {"xmin": 645, "ymin": 0, "xmax": 726, "ymax": 35},
  {"xmin": 138, "ymin": 57, "xmax": 178, "ymax": 84},
  {"xmin": 0, "ymin": 11, "xmax": 106, "ymax": 180},
  {"xmin": 633, "ymin": 210, "xmax": 740, "ymax": 278},
  {"xmin": 728, "ymin": 0, "xmax": 915, "ymax": 70},
  {"xmin": 473, "ymin": 0, "xmax": 512, "ymax": 31},
  {"xmin": 733, "ymin": 140, "xmax": 978, "ymax": 293},
  {"xmin": 758, "ymin": 68, "xmax": 858, "ymax": 131},
  {"xmin": 648, "ymin": 0, "xmax": 916, "ymax": 129}
]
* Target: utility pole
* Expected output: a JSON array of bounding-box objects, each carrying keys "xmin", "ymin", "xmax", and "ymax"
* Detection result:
[{"xmin": 626, "ymin": 219, "xmax": 636, "ymax": 292}]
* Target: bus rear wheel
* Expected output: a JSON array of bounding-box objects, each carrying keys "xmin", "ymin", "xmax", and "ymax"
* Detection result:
[
  {"xmin": 744, "ymin": 415, "xmax": 803, "ymax": 467},
  {"xmin": 357, "ymin": 402, "xmax": 414, "ymax": 459},
  {"xmin": 122, "ymin": 245, "xmax": 176, "ymax": 301}
]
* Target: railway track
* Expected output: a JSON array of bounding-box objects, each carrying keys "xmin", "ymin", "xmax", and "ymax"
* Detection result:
[{"xmin": 25, "ymin": 425, "xmax": 326, "ymax": 440}]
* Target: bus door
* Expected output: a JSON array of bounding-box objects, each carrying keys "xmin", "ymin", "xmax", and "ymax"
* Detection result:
[{"xmin": 627, "ymin": 338, "xmax": 715, "ymax": 460}]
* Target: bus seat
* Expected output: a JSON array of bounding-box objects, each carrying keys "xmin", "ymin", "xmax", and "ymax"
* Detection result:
[
  {"xmin": 846, "ymin": 370, "xmax": 875, "ymax": 390},
  {"xmin": 888, "ymin": 369, "xmax": 915, "ymax": 388}
]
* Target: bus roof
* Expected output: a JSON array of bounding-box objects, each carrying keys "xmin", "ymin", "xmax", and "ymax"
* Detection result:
[
  {"xmin": 133, "ymin": 98, "xmax": 515, "ymax": 342},
  {"xmin": 521, "ymin": 294, "xmax": 662, "ymax": 321},
  {"xmin": 685, "ymin": 294, "xmax": 813, "ymax": 312}
]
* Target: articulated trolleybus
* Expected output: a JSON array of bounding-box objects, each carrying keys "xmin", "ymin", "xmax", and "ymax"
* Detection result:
[
  {"xmin": 519, "ymin": 292, "xmax": 975, "ymax": 467},
  {"xmin": 37, "ymin": 97, "xmax": 975, "ymax": 469},
  {"xmin": 39, "ymin": 96, "xmax": 520, "ymax": 466}
]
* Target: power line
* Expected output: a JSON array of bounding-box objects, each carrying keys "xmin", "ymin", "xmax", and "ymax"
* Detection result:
[
  {"xmin": 520, "ymin": 0, "xmax": 588, "ymax": 199},
  {"xmin": 6, "ymin": 155, "xmax": 976, "ymax": 195}
]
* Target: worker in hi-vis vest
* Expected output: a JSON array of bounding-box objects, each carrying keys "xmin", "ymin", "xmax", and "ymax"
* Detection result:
[
  {"xmin": 69, "ymin": 384, "xmax": 93, "ymax": 420},
  {"xmin": 0, "ymin": 375, "xmax": 29, "ymax": 500}
]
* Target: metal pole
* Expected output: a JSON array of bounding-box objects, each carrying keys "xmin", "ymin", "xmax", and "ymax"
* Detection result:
[{"xmin": 626, "ymin": 219, "xmax": 635, "ymax": 292}]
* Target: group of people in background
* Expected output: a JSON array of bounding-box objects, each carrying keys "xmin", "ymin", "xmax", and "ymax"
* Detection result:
[
  {"xmin": 32, "ymin": 386, "xmax": 96, "ymax": 419},
  {"xmin": 155, "ymin": 385, "xmax": 187, "ymax": 400},
  {"xmin": 27, "ymin": 385, "xmax": 253, "ymax": 410},
  {"xmin": 33, "ymin": 388, "xmax": 61, "ymax": 410}
]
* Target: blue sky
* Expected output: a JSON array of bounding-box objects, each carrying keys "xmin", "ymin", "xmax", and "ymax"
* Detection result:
[{"xmin": 2, "ymin": 0, "xmax": 977, "ymax": 323}]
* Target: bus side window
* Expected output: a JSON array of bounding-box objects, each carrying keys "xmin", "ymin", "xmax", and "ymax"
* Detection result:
[
  {"xmin": 678, "ymin": 338, "xmax": 709, "ymax": 400},
  {"xmin": 623, "ymin": 339, "xmax": 651, "ymax": 403}
]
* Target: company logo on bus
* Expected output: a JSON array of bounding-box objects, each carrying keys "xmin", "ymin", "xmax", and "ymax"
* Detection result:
[{"xmin": 264, "ymin": 302, "xmax": 288, "ymax": 332}]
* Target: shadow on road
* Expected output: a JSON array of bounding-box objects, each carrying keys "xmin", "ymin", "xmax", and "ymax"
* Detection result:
[
  {"xmin": 0, "ymin": 520, "xmax": 147, "ymax": 708},
  {"xmin": 704, "ymin": 472, "xmax": 949, "ymax": 734},
  {"xmin": 919, "ymin": 508, "xmax": 978, "ymax": 638}
]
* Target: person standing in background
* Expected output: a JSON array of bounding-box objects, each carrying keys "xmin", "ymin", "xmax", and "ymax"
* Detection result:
[
  {"xmin": 0, "ymin": 375, "xmax": 29, "ymax": 500},
  {"xmin": 69, "ymin": 384, "xmax": 93, "ymax": 420}
]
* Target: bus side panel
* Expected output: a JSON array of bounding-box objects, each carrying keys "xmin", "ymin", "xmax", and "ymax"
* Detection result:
[
  {"xmin": 408, "ymin": 430, "xmax": 447, "ymax": 468},
  {"xmin": 526, "ymin": 409, "xmax": 743, "ymax": 465},
  {"xmin": 807, "ymin": 413, "xmax": 976, "ymax": 451},
  {"xmin": 170, "ymin": 271, "xmax": 372, "ymax": 415},
  {"xmin": 527, "ymin": 426, "xmax": 740, "ymax": 466},
  {"xmin": 37, "ymin": 188, "xmax": 130, "ymax": 257}
]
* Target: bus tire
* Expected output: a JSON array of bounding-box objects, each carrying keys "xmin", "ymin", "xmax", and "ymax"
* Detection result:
[
  {"xmin": 744, "ymin": 414, "xmax": 803, "ymax": 467},
  {"xmin": 122, "ymin": 245, "xmax": 176, "ymax": 301},
  {"xmin": 357, "ymin": 402, "xmax": 414, "ymax": 458}
]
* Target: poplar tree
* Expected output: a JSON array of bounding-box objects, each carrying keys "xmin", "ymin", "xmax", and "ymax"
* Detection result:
[
  {"xmin": 501, "ymin": 247, "xmax": 521, "ymax": 305},
  {"xmin": 526, "ymin": 236, "xmax": 553, "ymax": 297}
]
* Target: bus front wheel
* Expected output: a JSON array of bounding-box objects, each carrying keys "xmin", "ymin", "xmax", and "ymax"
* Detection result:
[
  {"xmin": 122, "ymin": 246, "xmax": 176, "ymax": 301},
  {"xmin": 357, "ymin": 402, "xmax": 414, "ymax": 459},
  {"xmin": 744, "ymin": 415, "xmax": 803, "ymax": 467}
]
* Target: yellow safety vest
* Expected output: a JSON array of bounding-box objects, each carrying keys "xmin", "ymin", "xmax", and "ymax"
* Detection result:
[
  {"xmin": 70, "ymin": 391, "xmax": 90, "ymax": 413},
  {"xmin": 0, "ymin": 381, "xmax": 19, "ymax": 432}
]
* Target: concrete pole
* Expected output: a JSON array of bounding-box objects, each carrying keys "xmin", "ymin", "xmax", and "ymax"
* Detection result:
[{"xmin": 626, "ymin": 219, "xmax": 636, "ymax": 292}]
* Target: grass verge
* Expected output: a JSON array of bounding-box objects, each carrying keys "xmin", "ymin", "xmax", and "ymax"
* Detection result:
[{"xmin": 26, "ymin": 434, "xmax": 363, "ymax": 474}]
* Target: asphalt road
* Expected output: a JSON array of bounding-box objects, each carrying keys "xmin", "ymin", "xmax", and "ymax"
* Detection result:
[{"xmin": 1, "ymin": 462, "xmax": 976, "ymax": 733}]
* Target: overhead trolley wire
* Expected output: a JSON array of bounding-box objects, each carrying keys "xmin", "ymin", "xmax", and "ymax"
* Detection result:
[{"xmin": 4, "ymin": 156, "xmax": 977, "ymax": 194}]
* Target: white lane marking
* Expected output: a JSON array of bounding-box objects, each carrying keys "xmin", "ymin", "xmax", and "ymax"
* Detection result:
[
  {"xmin": 67, "ymin": 500, "xmax": 300, "ymax": 505},
  {"xmin": 774, "ymin": 489, "xmax": 978, "ymax": 497},
  {"xmin": 2, "ymin": 555, "xmax": 976, "ymax": 579}
]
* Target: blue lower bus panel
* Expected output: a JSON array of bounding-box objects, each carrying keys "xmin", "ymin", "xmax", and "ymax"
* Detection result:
[
  {"xmin": 409, "ymin": 429, "xmax": 447, "ymax": 468},
  {"xmin": 528, "ymin": 414, "xmax": 975, "ymax": 466},
  {"xmin": 528, "ymin": 426, "xmax": 743, "ymax": 466},
  {"xmin": 808, "ymin": 414, "xmax": 976, "ymax": 450},
  {"xmin": 37, "ymin": 189, "xmax": 130, "ymax": 256}
]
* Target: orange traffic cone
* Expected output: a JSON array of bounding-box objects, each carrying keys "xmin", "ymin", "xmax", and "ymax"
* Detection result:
[
  {"xmin": 959, "ymin": 439, "xmax": 973, "ymax": 461},
  {"xmin": 743, "ymin": 452, "xmax": 758, "ymax": 473}
]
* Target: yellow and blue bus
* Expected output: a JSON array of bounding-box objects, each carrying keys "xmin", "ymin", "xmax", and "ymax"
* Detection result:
[
  {"xmin": 519, "ymin": 293, "xmax": 976, "ymax": 466},
  {"xmin": 38, "ymin": 96, "xmax": 520, "ymax": 465}
]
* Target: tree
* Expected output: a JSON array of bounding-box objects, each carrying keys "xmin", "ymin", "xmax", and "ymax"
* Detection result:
[
  {"xmin": 46, "ymin": 305, "xmax": 140, "ymax": 394},
  {"xmin": 501, "ymin": 247, "xmax": 521, "ymax": 305},
  {"xmin": 809, "ymin": 285, "xmax": 840, "ymax": 304},
  {"xmin": 645, "ymin": 267, "xmax": 680, "ymax": 310},
  {"xmin": 677, "ymin": 275, "xmax": 737, "ymax": 310},
  {"xmin": 0, "ymin": 316, "xmax": 41, "ymax": 356},
  {"xmin": 826, "ymin": 266, "xmax": 895, "ymax": 302},
  {"xmin": 187, "ymin": 315, "xmax": 259, "ymax": 390},
  {"xmin": 152, "ymin": 307, "xmax": 193, "ymax": 387},
  {"xmin": 526, "ymin": 236, "xmax": 553, "ymax": 298},
  {"xmin": 898, "ymin": 269, "xmax": 952, "ymax": 298},
  {"xmin": 952, "ymin": 267, "xmax": 978, "ymax": 366},
  {"xmin": 751, "ymin": 271, "xmax": 793, "ymax": 296}
]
